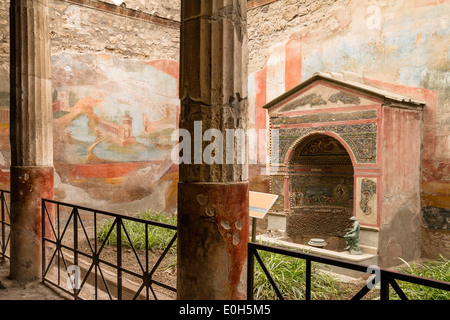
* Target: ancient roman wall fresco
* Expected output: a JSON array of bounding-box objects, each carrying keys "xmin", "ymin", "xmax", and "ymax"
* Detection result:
[
  {"xmin": 0, "ymin": 51, "xmax": 180, "ymax": 211},
  {"xmin": 51, "ymin": 52, "xmax": 178, "ymax": 165},
  {"xmin": 0, "ymin": 1, "xmax": 181, "ymax": 213},
  {"xmin": 0, "ymin": 66, "xmax": 9, "ymax": 190},
  {"xmin": 50, "ymin": 52, "xmax": 180, "ymax": 209}
]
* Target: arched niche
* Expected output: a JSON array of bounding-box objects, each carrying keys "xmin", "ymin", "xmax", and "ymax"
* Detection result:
[{"xmin": 285, "ymin": 134, "xmax": 354, "ymax": 250}]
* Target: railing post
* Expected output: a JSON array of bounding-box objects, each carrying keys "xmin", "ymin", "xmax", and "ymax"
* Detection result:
[
  {"xmin": 73, "ymin": 208, "xmax": 79, "ymax": 299},
  {"xmin": 117, "ymin": 217, "xmax": 122, "ymax": 300},
  {"xmin": 94, "ymin": 211, "xmax": 98, "ymax": 301},
  {"xmin": 247, "ymin": 243, "xmax": 254, "ymax": 300},
  {"xmin": 41, "ymin": 199, "xmax": 45, "ymax": 281},
  {"xmin": 73, "ymin": 208, "xmax": 78, "ymax": 270},
  {"xmin": 380, "ymin": 271, "xmax": 390, "ymax": 300},
  {"xmin": 305, "ymin": 259, "xmax": 311, "ymax": 301},
  {"xmin": 1, "ymin": 191, "xmax": 5, "ymax": 260}
]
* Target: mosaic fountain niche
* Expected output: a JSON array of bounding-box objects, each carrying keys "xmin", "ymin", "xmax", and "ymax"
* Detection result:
[
  {"xmin": 286, "ymin": 134, "xmax": 354, "ymax": 251},
  {"xmin": 264, "ymin": 72, "xmax": 425, "ymax": 267}
]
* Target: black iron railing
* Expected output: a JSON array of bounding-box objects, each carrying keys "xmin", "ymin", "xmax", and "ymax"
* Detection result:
[
  {"xmin": 247, "ymin": 241, "xmax": 450, "ymax": 300},
  {"xmin": 0, "ymin": 189, "xmax": 10, "ymax": 260},
  {"xmin": 41, "ymin": 198, "xmax": 177, "ymax": 300},
  {"xmin": 2, "ymin": 189, "xmax": 448, "ymax": 300}
]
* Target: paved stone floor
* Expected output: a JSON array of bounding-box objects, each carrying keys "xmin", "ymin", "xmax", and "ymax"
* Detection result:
[{"xmin": 0, "ymin": 260, "xmax": 68, "ymax": 300}]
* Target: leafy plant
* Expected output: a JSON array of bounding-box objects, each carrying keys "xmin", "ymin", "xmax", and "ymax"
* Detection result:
[{"xmin": 97, "ymin": 210, "xmax": 177, "ymax": 252}]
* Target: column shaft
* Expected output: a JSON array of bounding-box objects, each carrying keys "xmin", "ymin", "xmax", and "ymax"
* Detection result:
[
  {"xmin": 9, "ymin": 0, "xmax": 54, "ymax": 281},
  {"xmin": 177, "ymin": 0, "xmax": 249, "ymax": 300}
]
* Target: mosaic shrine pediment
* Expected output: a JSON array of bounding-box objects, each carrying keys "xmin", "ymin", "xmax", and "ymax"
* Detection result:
[{"xmin": 273, "ymin": 83, "xmax": 377, "ymax": 114}]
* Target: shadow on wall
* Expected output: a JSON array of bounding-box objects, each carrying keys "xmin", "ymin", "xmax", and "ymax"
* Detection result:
[{"xmin": 379, "ymin": 207, "xmax": 422, "ymax": 268}]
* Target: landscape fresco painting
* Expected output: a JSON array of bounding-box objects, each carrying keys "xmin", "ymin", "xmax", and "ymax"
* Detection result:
[
  {"xmin": 0, "ymin": 52, "xmax": 181, "ymax": 209},
  {"xmin": 51, "ymin": 52, "xmax": 179, "ymax": 165}
]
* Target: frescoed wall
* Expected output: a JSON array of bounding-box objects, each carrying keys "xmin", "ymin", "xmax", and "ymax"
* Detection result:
[
  {"xmin": 0, "ymin": 0, "xmax": 448, "ymax": 258},
  {"xmin": 0, "ymin": 0, "xmax": 181, "ymax": 213},
  {"xmin": 0, "ymin": 52, "xmax": 180, "ymax": 212},
  {"xmin": 50, "ymin": 53, "xmax": 180, "ymax": 211}
]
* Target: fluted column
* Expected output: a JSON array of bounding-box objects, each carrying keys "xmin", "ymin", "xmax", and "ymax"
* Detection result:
[
  {"xmin": 177, "ymin": 0, "xmax": 249, "ymax": 299},
  {"xmin": 9, "ymin": 0, "xmax": 54, "ymax": 281}
]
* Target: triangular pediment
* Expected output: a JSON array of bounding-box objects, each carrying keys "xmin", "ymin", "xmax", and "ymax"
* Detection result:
[
  {"xmin": 275, "ymin": 83, "xmax": 377, "ymax": 113},
  {"xmin": 264, "ymin": 72, "xmax": 425, "ymax": 114}
]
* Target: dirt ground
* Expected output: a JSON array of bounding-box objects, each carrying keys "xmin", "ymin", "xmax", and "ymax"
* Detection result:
[
  {"xmin": 0, "ymin": 260, "xmax": 69, "ymax": 300},
  {"xmin": 75, "ymin": 239, "xmax": 178, "ymax": 300}
]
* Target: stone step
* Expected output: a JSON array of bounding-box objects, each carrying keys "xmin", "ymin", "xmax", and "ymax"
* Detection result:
[{"xmin": 360, "ymin": 244, "xmax": 378, "ymax": 255}]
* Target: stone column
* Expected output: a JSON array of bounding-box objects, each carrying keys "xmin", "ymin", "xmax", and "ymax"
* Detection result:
[
  {"xmin": 9, "ymin": 0, "xmax": 54, "ymax": 281},
  {"xmin": 177, "ymin": 0, "xmax": 249, "ymax": 299}
]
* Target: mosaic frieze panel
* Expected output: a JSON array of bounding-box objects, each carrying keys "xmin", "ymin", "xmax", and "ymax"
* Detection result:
[
  {"xmin": 271, "ymin": 110, "xmax": 377, "ymax": 126},
  {"xmin": 359, "ymin": 178, "xmax": 377, "ymax": 215},
  {"xmin": 329, "ymin": 91, "xmax": 361, "ymax": 105},
  {"xmin": 289, "ymin": 174, "xmax": 354, "ymax": 210},
  {"xmin": 299, "ymin": 136, "xmax": 349, "ymax": 156},
  {"xmin": 270, "ymin": 175, "xmax": 285, "ymax": 211},
  {"xmin": 345, "ymin": 134, "xmax": 376, "ymax": 161},
  {"xmin": 290, "ymin": 155, "xmax": 353, "ymax": 166},
  {"xmin": 276, "ymin": 123, "xmax": 378, "ymax": 164},
  {"xmin": 280, "ymin": 93, "xmax": 327, "ymax": 112},
  {"xmin": 278, "ymin": 90, "xmax": 361, "ymax": 113}
]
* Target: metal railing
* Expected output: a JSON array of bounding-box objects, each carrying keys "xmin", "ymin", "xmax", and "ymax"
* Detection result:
[
  {"xmin": 41, "ymin": 198, "xmax": 177, "ymax": 300},
  {"xmin": 247, "ymin": 241, "xmax": 450, "ymax": 300},
  {"xmin": 0, "ymin": 189, "xmax": 10, "ymax": 260},
  {"xmin": 2, "ymin": 189, "xmax": 448, "ymax": 300}
]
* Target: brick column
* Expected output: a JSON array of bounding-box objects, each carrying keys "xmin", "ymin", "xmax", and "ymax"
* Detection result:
[
  {"xmin": 177, "ymin": 0, "xmax": 249, "ymax": 299},
  {"xmin": 9, "ymin": 0, "xmax": 54, "ymax": 281}
]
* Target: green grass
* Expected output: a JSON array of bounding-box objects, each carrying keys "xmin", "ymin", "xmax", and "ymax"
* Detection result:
[
  {"xmin": 97, "ymin": 210, "xmax": 177, "ymax": 252},
  {"xmin": 253, "ymin": 251, "xmax": 450, "ymax": 300},
  {"xmin": 252, "ymin": 245, "xmax": 346, "ymax": 300},
  {"xmin": 97, "ymin": 212, "xmax": 449, "ymax": 300},
  {"xmin": 392, "ymin": 256, "xmax": 450, "ymax": 300}
]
